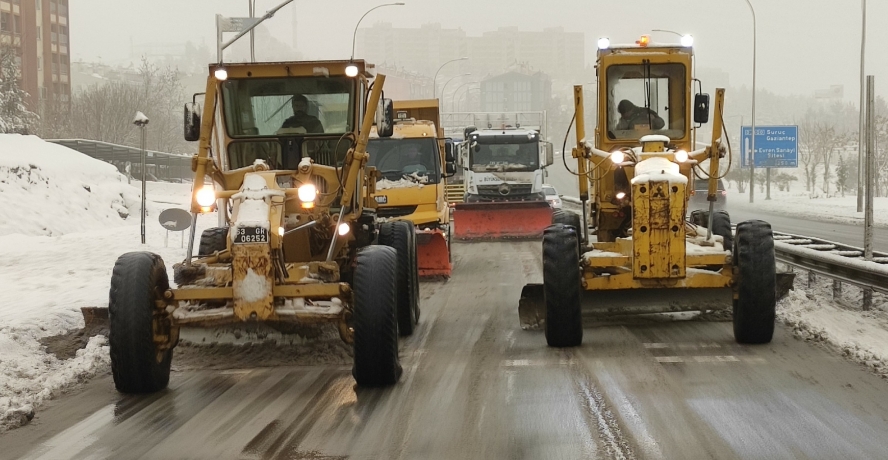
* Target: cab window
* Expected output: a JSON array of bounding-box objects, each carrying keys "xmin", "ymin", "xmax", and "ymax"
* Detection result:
[{"xmin": 606, "ymin": 63, "xmax": 686, "ymax": 141}]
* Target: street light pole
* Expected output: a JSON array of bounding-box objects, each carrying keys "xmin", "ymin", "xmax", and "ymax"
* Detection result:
[
  {"xmin": 133, "ymin": 111, "xmax": 150, "ymax": 245},
  {"xmin": 450, "ymin": 81, "xmax": 478, "ymax": 112},
  {"xmin": 744, "ymin": 0, "xmax": 757, "ymax": 203},
  {"xmin": 351, "ymin": 2, "xmax": 405, "ymax": 61},
  {"xmin": 433, "ymin": 57, "xmax": 468, "ymax": 99},
  {"xmin": 857, "ymin": 0, "xmax": 867, "ymax": 212},
  {"xmin": 441, "ymin": 73, "xmax": 471, "ymax": 110}
]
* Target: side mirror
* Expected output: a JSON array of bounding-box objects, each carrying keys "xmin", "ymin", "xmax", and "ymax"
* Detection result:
[
  {"xmin": 376, "ymin": 97, "xmax": 395, "ymax": 138},
  {"xmin": 446, "ymin": 162, "xmax": 456, "ymax": 175},
  {"xmin": 184, "ymin": 102, "xmax": 201, "ymax": 142},
  {"xmin": 464, "ymin": 126, "xmax": 477, "ymax": 139},
  {"xmin": 444, "ymin": 139, "xmax": 455, "ymax": 163},
  {"xmin": 544, "ymin": 142, "xmax": 554, "ymax": 166},
  {"xmin": 694, "ymin": 93, "xmax": 710, "ymax": 124}
]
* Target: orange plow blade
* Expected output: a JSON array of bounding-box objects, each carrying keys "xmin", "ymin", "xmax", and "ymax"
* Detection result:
[
  {"xmin": 416, "ymin": 229, "xmax": 452, "ymax": 277},
  {"xmin": 453, "ymin": 201, "xmax": 553, "ymax": 240}
]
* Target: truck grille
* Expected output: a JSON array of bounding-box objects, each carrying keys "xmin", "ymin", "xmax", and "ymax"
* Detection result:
[
  {"xmin": 377, "ymin": 205, "xmax": 418, "ymax": 218},
  {"xmin": 477, "ymin": 183, "xmax": 533, "ymax": 197}
]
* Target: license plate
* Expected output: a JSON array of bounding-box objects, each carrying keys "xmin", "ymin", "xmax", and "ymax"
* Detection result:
[
  {"xmin": 234, "ymin": 227, "xmax": 268, "ymax": 244},
  {"xmin": 375, "ymin": 195, "xmax": 388, "ymax": 204}
]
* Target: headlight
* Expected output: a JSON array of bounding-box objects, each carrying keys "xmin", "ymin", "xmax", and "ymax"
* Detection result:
[
  {"xmin": 337, "ymin": 223, "xmax": 350, "ymax": 236},
  {"xmin": 615, "ymin": 192, "xmax": 626, "ymax": 200},
  {"xmin": 681, "ymin": 35, "xmax": 694, "ymax": 47},
  {"xmin": 297, "ymin": 183, "xmax": 317, "ymax": 202},
  {"xmin": 195, "ymin": 187, "xmax": 216, "ymax": 207},
  {"xmin": 345, "ymin": 64, "xmax": 359, "ymax": 77},
  {"xmin": 597, "ymin": 37, "xmax": 610, "ymax": 50},
  {"xmin": 674, "ymin": 150, "xmax": 689, "ymax": 162},
  {"xmin": 610, "ymin": 151, "xmax": 625, "ymax": 164},
  {"xmin": 213, "ymin": 68, "xmax": 228, "ymax": 81}
]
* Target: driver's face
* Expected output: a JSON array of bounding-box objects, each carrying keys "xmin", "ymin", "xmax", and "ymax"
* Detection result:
[{"xmin": 292, "ymin": 100, "xmax": 307, "ymax": 114}]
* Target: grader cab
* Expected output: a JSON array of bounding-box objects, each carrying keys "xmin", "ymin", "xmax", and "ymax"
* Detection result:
[
  {"xmin": 520, "ymin": 37, "xmax": 794, "ymax": 347},
  {"xmin": 107, "ymin": 60, "xmax": 420, "ymax": 393}
]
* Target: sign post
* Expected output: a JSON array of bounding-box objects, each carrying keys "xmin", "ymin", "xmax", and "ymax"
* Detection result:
[{"xmin": 159, "ymin": 208, "xmax": 193, "ymax": 248}]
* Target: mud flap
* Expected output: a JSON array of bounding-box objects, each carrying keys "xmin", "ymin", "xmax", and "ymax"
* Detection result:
[
  {"xmin": 416, "ymin": 230, "xmax": 452, "ymax": 277},
  {"xmin": 453, "ymin": 201, "xmax": 553, "ymax": 240},
  {"xmin": 519, "ymin": 273, "xmax": 796, "ymax": 330}
]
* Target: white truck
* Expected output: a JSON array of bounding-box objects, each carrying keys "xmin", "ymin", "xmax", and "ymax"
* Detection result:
[{"xmin": 458, "ymin": 126, "xmax": 554, "ymax": 203}]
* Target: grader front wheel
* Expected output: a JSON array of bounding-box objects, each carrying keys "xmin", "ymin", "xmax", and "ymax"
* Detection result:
[
  {"xmin": 733, "ymin": 220, "xmax": 777, "ymax": 344},
  {"xmin": 543, "ymin": 224, "xmax": 583, "ymax": 347},
  {"xmin": 109, "ymin": 252, "xmax": 174, "ymax": 394},
  {"xmin": 352, "ymin": 246, "xmax": 403, "ymax": 386}
]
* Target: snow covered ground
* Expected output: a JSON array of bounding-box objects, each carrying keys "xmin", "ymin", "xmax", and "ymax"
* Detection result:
[
  {"xmin": 727, "ymin": 186, "xmax": 888, "ymax": 227},
  {"xmin": 1, "ymin": 134, "xmax": 886, "ymax": 433}
]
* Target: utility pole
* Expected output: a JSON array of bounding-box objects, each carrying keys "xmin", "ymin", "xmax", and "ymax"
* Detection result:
[
  {"xmin": 858, "ymin": 0, "xmax": 867, "ymax": 212},
  {"xmin": 863, "ymin": 75, "xmax": 875, "ymax": 309},
  {"xmin": 133, "ymin": 111, "xmax": 150, "ymax": 245}
]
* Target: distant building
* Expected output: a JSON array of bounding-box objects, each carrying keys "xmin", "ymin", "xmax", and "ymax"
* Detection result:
[
  {"xmin": 480, "ymin": 67, "xmax": 552, "ymax": 113},
  {"xmin": 374, "ymin": 66, "xmax": 433, "ymax": 101},
  {"xmin": 0, "ymin": 0, "xmax": 71, "ymax": 114},
  {"xmin": 356, "ymin": 23, "xmax": 583, "ymax": 84}
]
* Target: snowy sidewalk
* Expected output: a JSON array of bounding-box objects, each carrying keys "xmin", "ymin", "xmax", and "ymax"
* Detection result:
[{"xmin": 727, "ymin": 188, "xmax": 888, "ymax": 228}]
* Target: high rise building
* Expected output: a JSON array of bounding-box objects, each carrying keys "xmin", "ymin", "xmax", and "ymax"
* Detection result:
[{"xmin": 0, "ymin": 0, "xmax": 70, "ymax": 114}]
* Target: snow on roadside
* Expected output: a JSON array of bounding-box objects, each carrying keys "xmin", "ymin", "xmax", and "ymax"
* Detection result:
[
  {"xmin": 0, "ymin": 135, "xmax": 217, "ymax": 431},
  {"xmin": 727, "ymin": 186, "xmax": 888, "ymax": 228},
  {"xmin": 0, "ymin": 134, "xmax": 138, "ymax": 237},
  {"xmin": 778, "ymin": 278, "xmax": 888, "ymax": 380}
]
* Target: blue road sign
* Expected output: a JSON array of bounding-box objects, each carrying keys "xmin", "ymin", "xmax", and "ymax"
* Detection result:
[{"xmin": 741, "ymin": 125, "xmax": 798, "ymax": 168}]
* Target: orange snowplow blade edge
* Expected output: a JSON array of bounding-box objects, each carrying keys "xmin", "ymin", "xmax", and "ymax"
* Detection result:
[
  {"xmin": 453, "ymin": 201, "xmax": 553, "ymax": 239},
  {"xmin": 416, "ymin": 230, "xmax": 451, "ymax": 277}
]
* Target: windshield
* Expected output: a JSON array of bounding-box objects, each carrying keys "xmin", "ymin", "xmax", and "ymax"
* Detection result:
[
  {"xmin": 543, "ymin": 187, "xmax": 557, "ymax": 196},
  {"xmin": 221, "ymin": 77, "xmax": 354, "ymax": 137},
  {"xmin": 367, "ymin": 138, "xmax": 441, "ymax": 184},
  {"xmin": 469, "ymin": 139, "xmax": 539, "ymax": 172},
  {"xmin": 606, "ymin": 63, "xmax": 686, "ymax": 141}
]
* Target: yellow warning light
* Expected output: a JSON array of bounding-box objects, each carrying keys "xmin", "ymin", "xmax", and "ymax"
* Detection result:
[{"xmin": 637, "ymin": 35, "xmax": 650, "ymax": 47}]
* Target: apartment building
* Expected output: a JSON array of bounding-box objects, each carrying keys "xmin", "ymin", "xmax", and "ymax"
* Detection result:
[{"xmin": 0, "ymin": 0, "xmax": 70, "ymax": 113}]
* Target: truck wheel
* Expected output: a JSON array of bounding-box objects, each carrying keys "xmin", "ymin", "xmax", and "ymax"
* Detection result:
[
  {"xmin": 198, "ymin": 227, "xmax": 228, "ymax": 255},
  {"xmin": 352, "ymin": 246, "xmax": 402, "ymax": 386},
  {"xmin": 691, "ymin": 210, "xmax": 733, "ymax": 250},
  {"xmin": 378, "ymin": 221, "xmax": 420, "ymax": 336},
  {"xmin": 543, "ymin": 224, "xmax": 583, "ymax": 347},
  {"xmin": 109, "ymin": 252, "xmax": 173, "ymax": 393},
  {"xmin": 733, "ymin": 220, "xmax": 776, "ymax": 344}
]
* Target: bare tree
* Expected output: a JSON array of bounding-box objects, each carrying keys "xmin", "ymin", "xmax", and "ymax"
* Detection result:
[{"xmin": 797, "ymin": 116, "xmax": 823, "ymax": 192}]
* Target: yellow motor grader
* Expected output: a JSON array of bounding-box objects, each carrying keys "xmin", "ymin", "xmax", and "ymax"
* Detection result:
[
  {"xmin": 108, "ymin": 60, "xmax": 419, "ymax": 393},
  {"xmin": 520, "ymin": 36, "xmax": 793, "ymax": 347}
]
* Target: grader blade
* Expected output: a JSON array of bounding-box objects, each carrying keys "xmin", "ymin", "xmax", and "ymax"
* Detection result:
[
  {"xmin": 453, "ymin": 201, "xmax": 553, "ymax": 240},
  {"xmin": 416, "ymin": 229, "xmax": 451, "ymax": 278}
]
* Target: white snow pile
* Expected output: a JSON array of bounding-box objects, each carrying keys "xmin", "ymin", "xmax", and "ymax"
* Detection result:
[
  {"xmin": 0, "ymin": 146, "xmax": 211, "ymax": 433},
  {"xmin": 0, "ymin": 134, "xmax": 137, "ymax": 237},
  {"xmin": 377, "ymin": 172, "xmax": 427, "ymax": 190},
  {"xmin": 778, "ymin": 278, "xmax": 888, "ymax": 380}
]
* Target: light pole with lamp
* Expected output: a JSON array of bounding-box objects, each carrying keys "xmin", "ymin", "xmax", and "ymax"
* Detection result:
[
  {"xmin": 741, "ymin": 0, "xmax": 758, "ymax": 203},
  {"xmin": 432, "ymin": 57, "xmax": 468, "ymax": 99},
  {"xmin": 440, "ymin": 73, "xmax": 471, "ymax": 110},
  {"xmin": 133, "ymin": 111, "xmax": 149, "ymax": 245},
  {"xmin": 450, "ymin": 81, "xmax": 478, "ymax": 112},
  {"xmin": 457, "ymin": 87, "xmax": 481, "ymax": 112},
  {"xmin": 857, "ymin": 0, "xmax": 866, "ymax": 212},
  {"xmin": 350, "ymin": 2, "xmax": 405, "ymax": 65}
]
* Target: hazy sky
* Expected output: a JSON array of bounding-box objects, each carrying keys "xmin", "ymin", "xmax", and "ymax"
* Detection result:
[{"xmin": 72, "ymin": 0, "xmax": 886, "ymax": 102}]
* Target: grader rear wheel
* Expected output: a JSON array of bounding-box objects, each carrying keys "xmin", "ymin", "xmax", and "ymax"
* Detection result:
[{"xmin": 733, "ymin": 220, "xmax": 777, "ymax": 344}]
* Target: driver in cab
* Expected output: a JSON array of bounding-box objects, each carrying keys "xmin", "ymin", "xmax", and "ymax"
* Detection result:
[
  {"xmin": 278, "ymin": 94, "xmax": 324, "ymax": 134},
  {"xmin": 401, "ymin": 144, "xmax": 429, "ymax": 175}
]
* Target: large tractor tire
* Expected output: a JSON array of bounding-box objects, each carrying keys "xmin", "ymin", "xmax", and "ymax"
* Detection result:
[
  {"xmin": 198, "ymin": 227, "xmax": 229, "ymax": 255},
  {"xmin": 691, "ymin": 210, "xmax": 733, "ymax": 250},
  {"xmin": 543, "ymin": 224, "xmax": 583, "ymax": 347},
  {"xmin": 379, "ymin": 221, "xmax": 420, "ymax": 336},
  {"xmin": 553, "ymin": 209, "xmax": 583, "ymax": 245},
  {"xmin": 352, "ymin": 246, "xmax": 403, "ymax": 386},
  {"xmin": 109, "ymin": 252, "xmax": 173, "ymax": 393},
  {"xmin": 733, "ymin": 220, "xmax": 777, "ymax": 344}
]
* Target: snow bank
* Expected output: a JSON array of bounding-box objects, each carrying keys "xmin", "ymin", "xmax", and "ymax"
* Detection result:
[
  {"xmin": 728, "ymin": 186, "xmax": 888, "ymax": 228},
  {"xmin": 0, "ymin": 134, "xmax": 137, "ymax": 237},
  {"xmin": 0, "ymin": 135, "xmax": 222, "ymax": 431}
]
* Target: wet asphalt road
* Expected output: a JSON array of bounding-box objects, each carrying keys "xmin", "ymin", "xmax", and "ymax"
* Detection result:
[{"xmin": 4, "ymin": 241, "xmax": 888, "ymax": 459}]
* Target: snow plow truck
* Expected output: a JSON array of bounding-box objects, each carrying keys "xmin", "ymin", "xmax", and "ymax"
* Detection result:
[
  {"xmin": 519, "ymin": 35, "xmax": 795, "ymax": 347},
  {"xmin": 453, "ymin": 125, "xmax": 555, "ymax": 239},
  {"xmin": 106, "ymin": 60, "xmax": 420, "ymax": 393},
  {"xmin": 367, "ymin": 99, "xmax": 456, "ymax": 278}
]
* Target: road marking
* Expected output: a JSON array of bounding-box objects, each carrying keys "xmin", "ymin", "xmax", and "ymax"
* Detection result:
[
  {"xmin": 654, "ymin": 355, "xmax": 771, "ymax": 364},
  {"xmin": 644, "ymin": 342, "xmax": 723, "ymax": 349},
  {"xmin": 501, "ymin": 358, "xmax": 575, "ymax": 367}
]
